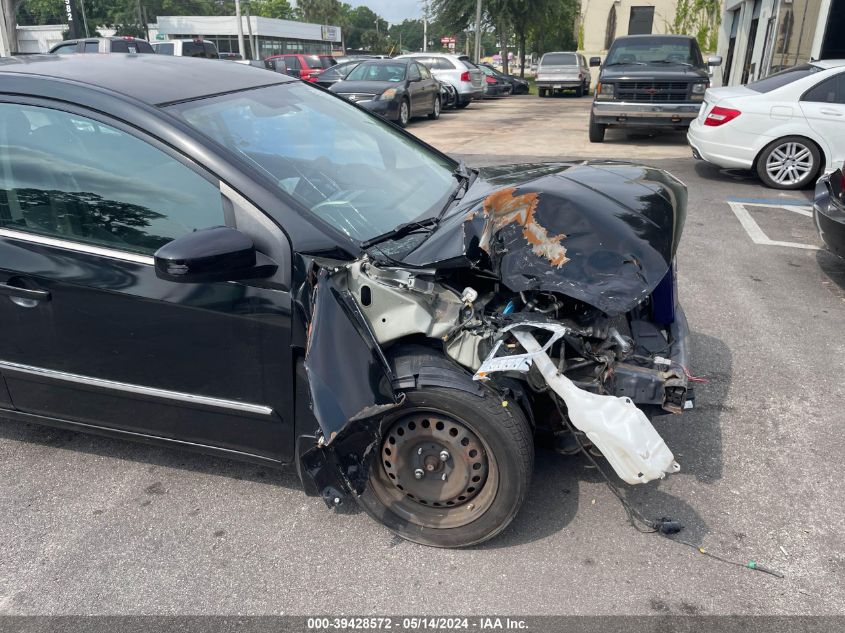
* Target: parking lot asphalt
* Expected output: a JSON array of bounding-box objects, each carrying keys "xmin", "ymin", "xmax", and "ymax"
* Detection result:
[{"xmin": 2, "ymin": 95, "xmax": 845, "ymax": 616}]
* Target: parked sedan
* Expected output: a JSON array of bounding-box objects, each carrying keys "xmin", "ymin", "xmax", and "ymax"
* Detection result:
[
  {"xmin": 330, "ymin": 59, "xmax": 440, "ymax": 127},
  {"xmin": 688, "ymin": 59, "xmax": 845, "ymax": 189},
  {"xmin": 310, "ymin": 60, "xmax": 362, "ymax": 89},
  {"xmin": 814, "ymin": 163, "xmax": 845, "ymax": 258},
  {"xmin": 0, "ymin": 54, "xmax": 693, "ymax": 548},
  {"xmin": 480, "ymin": 63, "xmax": 530, "ymax": 94},
  {"xmin": 479, "ymin": 64, "xmax": 513, "ymax": 98}
]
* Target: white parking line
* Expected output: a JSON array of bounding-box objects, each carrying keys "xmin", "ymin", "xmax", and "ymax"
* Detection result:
[{"xmin": 727, "ymin": 201, "xmax": 820, "ymax": 250}]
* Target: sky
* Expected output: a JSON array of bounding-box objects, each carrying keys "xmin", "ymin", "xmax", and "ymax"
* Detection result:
[{"xmin": 345, "ymin": 0, "xmax": 423, "ymax": 24}]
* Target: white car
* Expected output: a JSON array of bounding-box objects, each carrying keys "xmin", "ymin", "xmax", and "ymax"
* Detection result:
[
  {"xmin": 395, "ymin": 53, "xmax": 484, "ymax": 108},
  {"xmin": 688, "ymin": 59, "xmax": 845, "ymax": 189}
]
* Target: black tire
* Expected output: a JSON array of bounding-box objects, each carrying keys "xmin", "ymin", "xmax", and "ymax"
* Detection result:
[
  {"xmin": 428, "ymin": 96, "xmax": 441, "ymax": 120},
  {"xmin": 538, "ymin": 88, "xmax": 547, "ymax": 98},
  {"xmin": 756, "ymin": 136, "xmax": 821, "ymax": 190},
  {"xmin": 456, "ymin": 100, "xmax": 471, "ymax": 109},
  {"xmin": 357, "ymin": 386, "xmax": 534, "ymax": 548},
  {"xmin": 588, "ymin": 112, "xmax": 606, "ymax": 143},
  {"xmin": 575, "ymin": 84, "xmax": 584, "ymax": 98},
  {"xmin": 397, "ymin": 99, "xmax": 410, "ymax": 128}
]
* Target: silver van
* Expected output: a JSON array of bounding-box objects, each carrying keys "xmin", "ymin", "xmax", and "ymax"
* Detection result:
[
  {"xmin": 396, "ymin": 53, "xmax": 484, "ymax": 108},
  {"xmin": 536, "ymin": 52, "xmax": 591, "ymax": 97}
]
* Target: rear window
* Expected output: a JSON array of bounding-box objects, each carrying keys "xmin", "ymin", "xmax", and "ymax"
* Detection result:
[
  {"xmin": 747, "ymin": 64, "xmax": 823, "ymax": 93},
  {"xmin": 459, "ymin": 59, "xmax": 478, "ymax": 70},
  {"xmin": 203, "ymin": 42, "xmax": 219, "ymax": 58},
  {"xmin": 305, "ymin": 55, "xmax": 335, "ymax": 69},
  {"xmin": 181, "ymin": 41, "xmax": 209, "ymax": 57},
  {"xmin": 541, "ymin": 53, "xmax": 577, "ymax": 66},
  {"xmin": 154, "ymin": 42, "xmax": 174, "ymax": 55},
  {"xmin": 110, "ymin": 39, "xmax": 153, "ymax": 54}
]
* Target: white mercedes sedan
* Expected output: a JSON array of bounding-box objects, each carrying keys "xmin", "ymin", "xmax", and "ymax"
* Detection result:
[{"xmin": 688, "ymin": 59, "xmax": 845, "ymax": 189}]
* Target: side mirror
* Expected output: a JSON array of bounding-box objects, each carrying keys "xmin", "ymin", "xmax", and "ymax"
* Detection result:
[
  {"xmin": 707, "ymin": 55, "xmax": 723, "ymax": 67},
  {"xmin": 154, "ymin": 226, "xmax": 277, "ymax": 283},
  {"xmin": 589, "ymin": 56, "xmax": 601, "ymax": 67}
]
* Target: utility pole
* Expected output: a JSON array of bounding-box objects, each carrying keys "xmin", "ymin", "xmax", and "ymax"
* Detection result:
[
  {"xmin": 473, "ymin": 0, "xmax": 482, "ymax": 63},
  {"xmin": 422, "ymin": 0, "xmax": 428, "ymax": 52},
  {"xmin": 234, "ymin": 0, "xmax": 246, "ymax": 60},
  {"xmin": 245, "ymin": 6, "xmax": 257, "ymax": 59},
  {"xmin": 0, "ymin": 0, "xmax": 10, "ymax": 57},
  {"xmin": 80, "ymin": 0, "xmax": 90, "ymax": 37}
]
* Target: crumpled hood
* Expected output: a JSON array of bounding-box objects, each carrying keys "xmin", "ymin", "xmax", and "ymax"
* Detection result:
[{"xmin": 403, "ymin": 161, "xmax": 687, "ymax": 316}]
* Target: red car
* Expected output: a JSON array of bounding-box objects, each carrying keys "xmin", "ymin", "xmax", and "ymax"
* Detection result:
[{"xmin": 264, "ymin": 54, "xmax": 336, "ymax": 82}]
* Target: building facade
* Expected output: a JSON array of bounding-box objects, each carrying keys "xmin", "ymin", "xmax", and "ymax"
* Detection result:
[
  {"xmin": 155, "ymin": 16, "xmax": 342, "ymax": 60},
  {"xmin": 716, "ymin": 0, "xmax": 844, "ymax": 86},
  {"xmin": 579, "ymin": 0, "xmax": 682, "ymax": 86}
]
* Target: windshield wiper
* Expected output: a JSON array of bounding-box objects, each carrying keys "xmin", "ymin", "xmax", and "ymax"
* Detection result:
[
  {"xmin": 433, "ymin": 160, "xmax": 472, "ymax": 223},
  {"xmin": 360, "ymin": 162, "xmax": 473, "ymax": 251},
  {"xmin": 360, "ymin": 217, "xmax": 439, "ymax": 250},
  {"xmin": 649, "ymin": 60, "xmax": 694, "ymax": 67}
]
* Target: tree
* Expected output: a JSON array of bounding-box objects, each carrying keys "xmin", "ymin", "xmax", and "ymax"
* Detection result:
[
  {"xmin": 296, "ymin": 0, "xmax": 344, "ymax": 24},
  {"xmin": 344, "ymin": 5, "xmax": 388, "ymax": 51},
  {"xmin": 388, "ymin": 18, "xmax": 423, "ymax": 53},
  {"xmin": 248, "ymin": 0, "xmax": 295, "ymax": 20}
]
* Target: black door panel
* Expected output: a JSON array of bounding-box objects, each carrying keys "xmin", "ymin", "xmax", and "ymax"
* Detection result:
[{"xmin": 0, "ymin": 234, "xmax": 293, "ymax": 460}]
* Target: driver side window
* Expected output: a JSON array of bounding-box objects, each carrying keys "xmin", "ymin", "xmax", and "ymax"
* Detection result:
[
  {"xmin": 0, "ymin": 104, "xmax": 226, "ymax": 255},
  {"xmin": 408, "ymin": 64, "xmax": 421, "ymax": 81}
]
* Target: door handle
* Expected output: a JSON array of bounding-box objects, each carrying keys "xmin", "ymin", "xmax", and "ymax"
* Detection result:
[
  {"xmin": 0, "ymin": 281, "xmax": 51, "ymax": 303},
  {"xmin": 820, "ymin": 108, "xmax": 843, "ymax": 116}
]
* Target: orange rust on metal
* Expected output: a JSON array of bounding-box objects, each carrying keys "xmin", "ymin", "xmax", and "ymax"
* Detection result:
[{"xmin": 480, "ymin": 187, "xmax": 569, "ymax": 267}]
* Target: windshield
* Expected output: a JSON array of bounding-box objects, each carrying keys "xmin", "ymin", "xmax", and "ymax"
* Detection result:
[
  {"xmin": 347, "ymin": 63, "xmax": 407, "ymax": 82},
  {"xmin": 541, "ymin": 53, "xmax": 577, "ymax": 66},
  {"xmin": 747, "ymin": 64, "xmax": 823, "ymax": 92},
  {"xmin": 168, "ymin": 83, "xmax": 456, "ymax": 242},
  {"xmin": 605, "ymin": 38, "xmax": 702, "ymax": 66}
]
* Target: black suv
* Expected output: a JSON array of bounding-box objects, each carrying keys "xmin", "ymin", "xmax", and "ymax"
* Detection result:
[{"xmin": 589, "ymin": 34, "xmax": 721, "ymax": 142}]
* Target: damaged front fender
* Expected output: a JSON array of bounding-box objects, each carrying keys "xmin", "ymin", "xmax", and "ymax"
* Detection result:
[{"xmin": 300, "ymin": 266, "xmax": 403, "ymax": 504}]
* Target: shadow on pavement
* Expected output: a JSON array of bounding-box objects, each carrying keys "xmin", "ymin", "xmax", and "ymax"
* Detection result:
[
  {"xmin": 816, "ymin": 248, "xmax": 845, "ymax": 293},
  {"xmin": 693, "ymin": 160, "xmax": 766, "ymax": 192},
  {"xmin": 486, "ymin": 330, "xmax": 730, "ymax": 549},
  {"xmin": 0, "ymin": 416, "xmax": 305, "ymax": 492}
]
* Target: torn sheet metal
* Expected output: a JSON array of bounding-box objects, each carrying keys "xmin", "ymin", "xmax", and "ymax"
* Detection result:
[
  {"xmin": 403, "ymin": 162, "xmax": 687, "ymax": 316},
  {"xmin": 303, "ymin": 266, "xmax": 401, "ymax": 445},
  {"xmin": 473, "ymin": 322, "xmax": 569, "ymax": 378},
  {"xmin": 475, "ymin": 323, "xmax": 680, "ymax": 484}
]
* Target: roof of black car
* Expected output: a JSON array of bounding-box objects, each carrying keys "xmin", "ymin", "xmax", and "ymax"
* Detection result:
[{"xmin": 0, "ymin": 54, "xmax": 294, "ymax": 105}]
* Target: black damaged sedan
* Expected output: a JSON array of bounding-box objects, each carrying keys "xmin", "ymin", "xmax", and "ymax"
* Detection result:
[{"xmin": 0, "ymin": 54, "xmax": 692, "ymax": 547}]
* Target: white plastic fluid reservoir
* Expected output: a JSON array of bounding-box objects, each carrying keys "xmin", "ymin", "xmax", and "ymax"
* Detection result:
[{"xmin": 512, "ymin": 330, "xmax": 680, "ymax": 484}]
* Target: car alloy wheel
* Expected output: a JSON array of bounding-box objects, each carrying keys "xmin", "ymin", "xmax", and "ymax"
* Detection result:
[
  {"xmin": 763, "ymin": 140, "xmax": 816, "ymax": 188},
  {"xmin": 428, "ymin": 96, "xmax": 441, "ymax": 120},
  {"xmin": 398, "ymin": 100, "xmax": 410, "ymax": 127}
]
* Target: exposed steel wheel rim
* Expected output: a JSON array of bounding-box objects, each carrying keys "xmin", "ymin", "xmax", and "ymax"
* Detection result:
[
  {"xmin": 434, "ymin": 97, "xmax": 441, "ymax": 116},
  {"xmin": 400, "ymin": 101, "xmax": 410, "ymax": 125},
  {"xmin": 370, "ymin": 410, "xmax": 498, "ymax": 529},
  {"xmin": 766, "ymin": 141, "xmax": 814, "ymax": 185}
]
